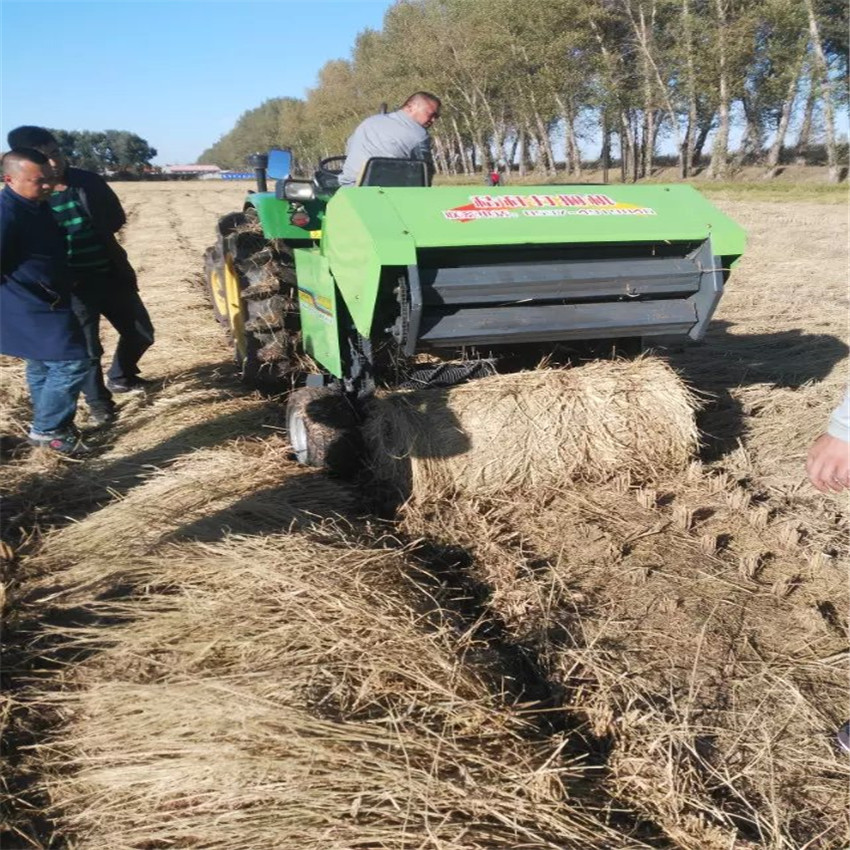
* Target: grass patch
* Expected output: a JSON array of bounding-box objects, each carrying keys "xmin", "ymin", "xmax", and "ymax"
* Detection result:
[
  {"xmin": 698, "ymin": 180, "xmax": 848, "ymax": 203},
  {"xmin": 434, "ymin": 167, "xmax": 848, "ymax": 203}
]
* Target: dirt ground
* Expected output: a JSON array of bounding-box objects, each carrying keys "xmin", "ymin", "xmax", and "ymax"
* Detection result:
[{"xmin": 1, "ymin": 181, "xmax": 847, "ymax": 849}]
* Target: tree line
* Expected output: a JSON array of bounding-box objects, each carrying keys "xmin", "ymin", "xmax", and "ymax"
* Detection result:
[
  {"xmin": 42, "ymin": 129, "xmax": 157, "ymax": 174},
  {"xmin": 199, "ymin": 0, "xmax": 848, "ymax": 182}
]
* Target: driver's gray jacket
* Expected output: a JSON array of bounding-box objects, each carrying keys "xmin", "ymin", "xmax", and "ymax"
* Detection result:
[{"xmin": 339, "ymin": 109, "xmax": 432, "ymax": 187}]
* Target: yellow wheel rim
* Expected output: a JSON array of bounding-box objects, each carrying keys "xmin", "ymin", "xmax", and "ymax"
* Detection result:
[
  {"xmin": 224, "ymin": 255, "xmax": 247, "ymax": 361},
  {"xmin": 208, "ymin": 265, "xmax": 230, "ymax": 326}
]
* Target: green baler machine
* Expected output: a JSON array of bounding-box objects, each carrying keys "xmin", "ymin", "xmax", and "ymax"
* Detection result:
[{"xmin": 204, "ymin": 152, "xmax": 746, "ymax": 468}]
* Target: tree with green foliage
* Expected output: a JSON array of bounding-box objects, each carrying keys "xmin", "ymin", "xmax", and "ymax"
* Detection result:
[
  {"xmin": 48, "ymin": 128, "xmax": 156, "ymax": 173},
  {"xmin": 199, "ymin": 0, "xmax": 848, "ymax": 182}
]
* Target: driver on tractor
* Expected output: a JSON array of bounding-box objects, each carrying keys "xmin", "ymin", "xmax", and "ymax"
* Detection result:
[{"xmin": 339, "ymin": 92, "xmax": 441, "ymax": 188}]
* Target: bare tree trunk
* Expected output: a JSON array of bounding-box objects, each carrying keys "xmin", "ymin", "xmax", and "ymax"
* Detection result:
[
  {"xmin": 509, "ymin": 135, "xmax": 519, "ymax": 176},
  {"xmin": 555, "ymin": 94, "xmax": 582, "ymax": 178},
  {"xmin": 451, "ymin": 117, "xmax": 472, "ymax": 174},
  {"xmin": 681, "ymin": 0, "xmax": 697, "ymax": 177},
  {"xmin": 566, "ymin": 114, "xmax": 581, "ymax": 178},
  {"xmin": 530, "ymin": 130, "xmax": 547, "ymax": 175},
  {"xmin": 601, "ymin": 109, "xmax": 611, "ymax": 183},
  {"xmin": 620, "ymin": 110, "xmax": 637, "ymax": 182},
  {"xmin": 709, "ymin": 0, "xmax": 730, "ymax": 179},
  {"xmin": 650, "ymin": 110, "xmax": 663, "ymax": 153},
  {"xmin": 518, "ymin": 126, "xmax": 530, "ymax": 177},
  {"xmin": 589, "ymin": 14, "xmax": 622, "ymax": 182},
  {"xmin": 442, "ymin": 139, "xmax": 456, "ymax": 176},
  {"xmin": 794, "ymin": 66, "xmax": 816, "ymax": 161},
  {"xmin": 639, "ymin": 5, "xmax": 655, "ymax": 178},
  {"xmin": 626, "ymin": 0, "xmax": 685, "ymax": 178},
  {"xmin": 454, "ymin": 141, "xmax": 465, "ymax": 176},
  {"xmin": 481, "ymin": 99, "xmax": 506, "ymax": 171},
  {"xmin": 642, "ymin": 111, "xmax": 654, "ymax": 178},
  {"xmin": 633, "ymin": 115, "xmax": 643, "ymax": 180},
  {"xmin": 531, "ymin": 108, "xmax": 556, "ymax": 175},
  {"xmin": 432, "ymin": 136, "xmax": 447, "ymax": 175},
  {"xmin": 765, "ymin": 53, "xmax": 805, "ymax": 177},
  {"xmin": 618, "ymin": 120, "xmax": 627, "ymax": 182},
  {"xmin": 461, "ymin": 112, "xmax": 489, "ymax": 176},
  {"xmin": 804, "ymin": 0, "xmax": 840, "ymax": 181},
  {"xmin": 557, "ymin": 98, "xmax": 573, "ymax": 174},
  {"xmin": 693, "ymin": 113, "xmax": 714, "ymax": 167},
  {"xmin": 632, "ymin": 112, "xmax": 641, "ymax": 182},
  {"xmin": 735, "ymin": 93, "xmax": 764, "ymax": 166},
  {"xmin": 450, "ymin": 75, "xmax": 490, "ymax": 175}
]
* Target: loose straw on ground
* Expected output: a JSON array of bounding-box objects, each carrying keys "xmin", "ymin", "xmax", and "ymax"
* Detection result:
[{"xmin": 25, "ymin": 533, "xmax": 646, "ymax": 850}]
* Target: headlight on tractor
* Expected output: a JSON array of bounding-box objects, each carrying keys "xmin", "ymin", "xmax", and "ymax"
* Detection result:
[{"xmin": 281, "ymin": 180, "xmax": 316, "ymax": 202}]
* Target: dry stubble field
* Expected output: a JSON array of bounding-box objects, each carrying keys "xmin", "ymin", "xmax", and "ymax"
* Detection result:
[{"xmin": 1, "ymin": 180, "xmax": 848, "ymax": 849}]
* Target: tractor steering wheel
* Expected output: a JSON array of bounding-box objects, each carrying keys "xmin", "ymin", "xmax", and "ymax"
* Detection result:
[
  {"xmin": 315, "ymin": 155, "xmax": 346, "ymax": 192},
  {"xmin": 318, "ymin": 155, "xmax": 346, "ymax": 179}
]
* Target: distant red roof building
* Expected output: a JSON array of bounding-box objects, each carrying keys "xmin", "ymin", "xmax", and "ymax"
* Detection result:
[{"xmin": 161, "ymin": 164, "xmax": 221, "ymax": 175}]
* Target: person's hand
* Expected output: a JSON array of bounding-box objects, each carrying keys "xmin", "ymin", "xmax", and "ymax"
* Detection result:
[{"xmin": 806, "ymin": 433, "xmax": 850, "ymax": 493}]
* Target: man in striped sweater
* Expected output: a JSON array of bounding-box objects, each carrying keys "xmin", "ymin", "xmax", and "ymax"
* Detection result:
[{"xmin": 7, "ymin": 126, "xmax": 155, "ymax": 425}]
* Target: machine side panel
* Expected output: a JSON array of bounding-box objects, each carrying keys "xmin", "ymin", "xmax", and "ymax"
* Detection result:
[
  {"xmin": 687, "ymin": 239, "xmax": 725, "ymax": 340},
  {"xmin": 321, "ymin": 190, "xmax": 417, "ymax": 338},
  {"xmin": 293, "ymin": 247, "xmax": 343, "ymax": 379}
]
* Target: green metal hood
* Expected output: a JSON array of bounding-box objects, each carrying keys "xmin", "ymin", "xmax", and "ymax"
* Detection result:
[
  {"xmin": 333, "ymin": 184, "xmax": 745, "ymax": 256},
  {"xmin": 319, "ymin": 183, "xmax": 746, "ymax": 339}
]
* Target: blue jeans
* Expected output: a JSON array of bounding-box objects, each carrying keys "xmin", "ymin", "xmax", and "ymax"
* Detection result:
[{"xmin": 25, "ymin": 358, "xmax": 95, "ymax": 436}]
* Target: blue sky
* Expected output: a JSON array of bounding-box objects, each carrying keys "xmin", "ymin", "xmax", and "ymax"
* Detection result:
[
  {"xmin": 2, "ymin": 0, "xmax": 846, "ymax": 166},
  {"xmin": 0, "ymin": 0, "xmax": 395, "ymax": 164}
]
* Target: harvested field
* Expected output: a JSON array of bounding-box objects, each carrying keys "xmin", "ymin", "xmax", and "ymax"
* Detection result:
[{"xmin": 1, "ymin": 181, "xmax": 848, "ymax": 850}]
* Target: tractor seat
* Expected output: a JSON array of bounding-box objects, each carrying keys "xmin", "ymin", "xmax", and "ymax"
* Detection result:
[{"xmin": 358, "ymin": 157, "xmax": 428, "ymax": 187}]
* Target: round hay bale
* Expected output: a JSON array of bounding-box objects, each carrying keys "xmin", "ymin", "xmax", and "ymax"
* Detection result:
[{"xmin": 364, "ymin": 356, "xmax": 699, "ymax": 501}]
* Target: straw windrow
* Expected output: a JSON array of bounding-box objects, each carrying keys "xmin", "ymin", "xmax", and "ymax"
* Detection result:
[
  {"xmin": 398, "ymin": 473, "xmax": 850, "ymax": 849},
  {"xmin": 24, "ymin": 533, "xmax": 646, "ymax": 850}
]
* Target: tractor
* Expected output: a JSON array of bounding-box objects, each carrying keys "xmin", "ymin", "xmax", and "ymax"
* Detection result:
[{"xmin": 204, "ymin": 148, "xmax": 746, "ymax": 469}]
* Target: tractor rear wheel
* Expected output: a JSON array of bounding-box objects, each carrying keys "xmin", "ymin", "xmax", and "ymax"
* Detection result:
[
  {"xmin": 205, "ymin": 210, "xmax": 256, "ymax": 346},
  {"xmin": 203, "ymin": 244, "xmax": 230, "ymax": 330},
  {"xmin": 226, "ymin": 227, "xmax": 301, "ymax": 392},
  {"xmin": 286, "ymin": 386, "xmax": 359, "ymax": 473}
]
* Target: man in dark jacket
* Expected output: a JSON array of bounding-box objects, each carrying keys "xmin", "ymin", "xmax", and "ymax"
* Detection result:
[
  {"xmin": 7, "ymin": 126, "xmax": 155, "ymax": 424},
  {"xmin": 1, "ymin": 149, "xmax": 94, "ymax": 455}
]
